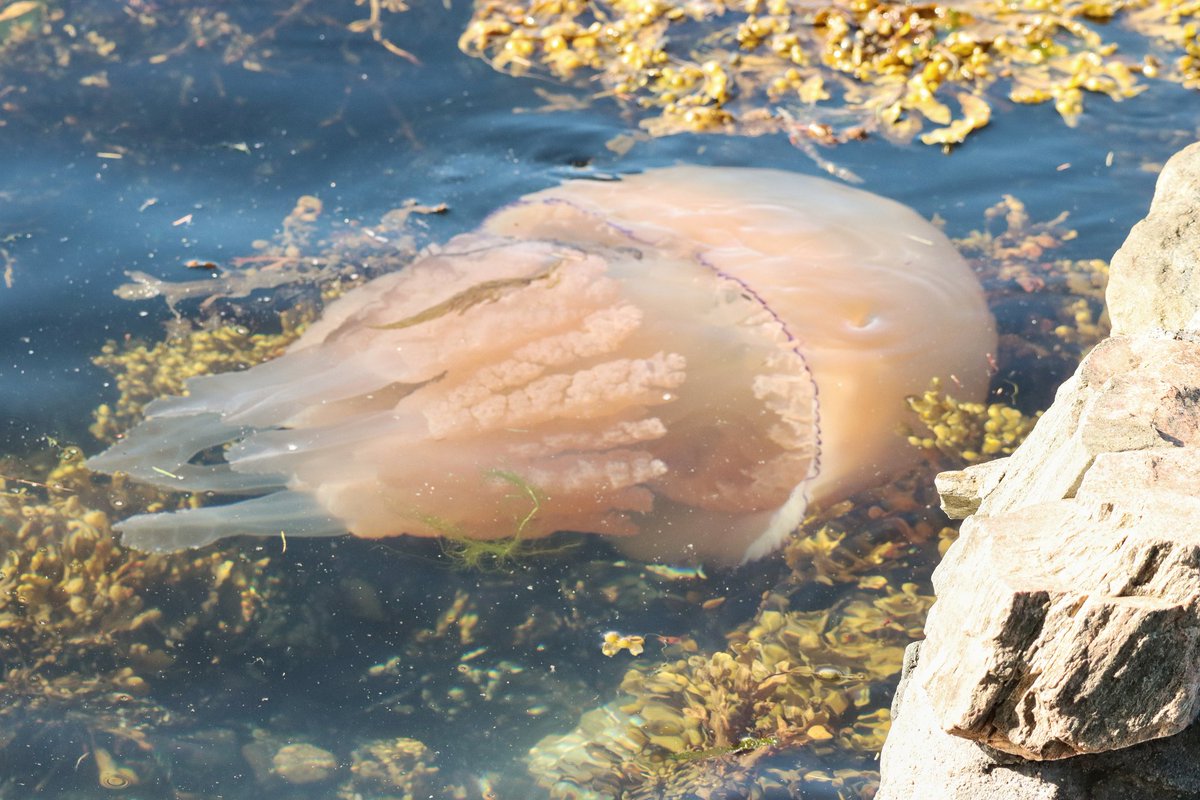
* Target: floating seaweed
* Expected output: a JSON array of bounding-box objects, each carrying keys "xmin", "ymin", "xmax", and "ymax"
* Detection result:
[
  {"xmin": 458, "ymin": 0, "xmax": 1200, "ymax": 149},
  {"xmin": 433, "ymin": 470, "xmax": 585, "ymax": 570},
  {"xmin": 112, "ymin": 197, "xmax": 447, "ymax": 316},
  {"xmin": 0, "ymin": 1, "xmax": 426, "ymax": 130},
  {"xmin": 951, "ymin": 193, "xmax": 1111, "ymax": 418},
  {"xmin": 602, "ymin": 631, "xmax": 646, "ymax": 657}
]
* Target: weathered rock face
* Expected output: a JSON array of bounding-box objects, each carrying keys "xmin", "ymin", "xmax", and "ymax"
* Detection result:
[
  {"xmin": 927, "ymin": 440, "xmax": 1200, "ymax": 759},
  {"xmin": 882, "ymin": 647, "xmax": 1200, "ymax": 800},
  {"xmin": 1107, "ymin": 143, "xmax": 1200, "ymax": 336},
  {"xmin": 880, "ymin": 140, "xmax": 1200, "ymax": 796}
]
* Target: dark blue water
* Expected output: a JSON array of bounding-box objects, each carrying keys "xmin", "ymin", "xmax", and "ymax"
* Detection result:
[{"xmin": 1, "ymin": 2, "xmax": 1197, "ymax": 798}]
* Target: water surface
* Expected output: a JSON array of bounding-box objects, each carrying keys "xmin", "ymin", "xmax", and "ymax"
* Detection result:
[{"xmin": 1, "ymin": 2, "xmax": 1197, "ymax": 798}]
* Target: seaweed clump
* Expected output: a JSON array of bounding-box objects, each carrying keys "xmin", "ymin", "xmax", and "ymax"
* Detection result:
[
  {"xmin": 904, "ymin": 377, "xmax": 1041, "ymax": 464},
  {"xmin": 0, "ymin": 459, "xmax": 281, "ymax": 783},
  {"xmin": 527, "ymin": 453, "xmax": 942, "ymax": 797},
  {"xmin": 458, "ymin": 0, "xmax": 1196, "ymax": 148},
  {"xmin": 340, "ymin": 737, "xmax": 440, "ymax": 799},
  {"xmin": 899, "ymin": 193, "xmax": 1111, "ymax": 469},
  {"xmin": 526, "ymin": 581, "xmax": 927, "ymax": 799},
  {"xmin": 956, "ymin": 194, "xmax": 1109, "ymax": 353}
]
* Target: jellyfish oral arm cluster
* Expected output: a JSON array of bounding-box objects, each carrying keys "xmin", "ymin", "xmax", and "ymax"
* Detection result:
[{"xmin": 88, "ymin": 167, "xmax": 995, "ymax": 564}]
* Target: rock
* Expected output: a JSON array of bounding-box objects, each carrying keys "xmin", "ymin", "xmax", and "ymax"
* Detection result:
[
  {"xmin": 935, "ymin": 457, "xmax": 1007, "ymax": 519},
  {"xmin": 271, "ymin": 742, "xmax": 339, "ymax": 785},
  {"xmin": 880, "ymin": 664, "xmax": 1200, "ymax": 800},
  {"xmin": 1107, "ymin": 141, "xmax": 1200, "ymax": 336},
  {"xmin": 923, "ymin": 452, "xmax": 1200, "ymax": 759},
  {"xmin": 953, "ymin": 334, "xmax": 1200, "ymax": 522},
  {"xmin": 880, "ymin": 140, "xmax": 1200, "ymax": 796},
  {"xmin": 880, "ymin": 676, "xmax": 1087, "ymax": 800},
  {"xmin": 914, "ymin": 339, "xmax": 1200, "ymax": 760}
]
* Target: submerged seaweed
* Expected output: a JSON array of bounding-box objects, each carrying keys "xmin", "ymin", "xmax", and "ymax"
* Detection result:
[
  {"xmin": 0, "ymin": 0, "xmax": 1178, "ymax": 798},
  {"xmin": 0, "ymin": 171, "xmax": 1117, "ymax": 798},
  {"xmin": 0, "ymin": 455, "xmax": 286, "ymax": 791}
]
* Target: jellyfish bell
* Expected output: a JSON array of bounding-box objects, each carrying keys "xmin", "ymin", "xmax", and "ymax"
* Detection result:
[
  {"xmin": 87, "ymin": 166, "xmax": 996, "ymax": 565},
  {"xmin": 482, "ymin": 167, "xmax": 998, "ymax": 561}
]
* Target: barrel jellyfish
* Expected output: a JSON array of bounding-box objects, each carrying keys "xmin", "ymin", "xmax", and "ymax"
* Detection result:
[{"xmin": 88, "ymin": 167, "xmax": 996, "ymax": 564}]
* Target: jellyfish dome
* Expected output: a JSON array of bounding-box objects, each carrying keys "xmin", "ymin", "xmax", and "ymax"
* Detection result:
[{"xmin": 87, "ymin": 167, "xmax": 996, "ymax": 564}]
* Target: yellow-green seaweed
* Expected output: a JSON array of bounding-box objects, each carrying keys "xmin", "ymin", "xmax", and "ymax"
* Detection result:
[
  {"xmin": 0, "ymin": 455, "xmax": 283, "ymax": 772},
  {"xmin": 905, "ymin": 377, "xmax": 1041, "ymax": 464},
  {"xmin": 457, "ymin": 0, "xmax": 1193, "ymax": 149}
]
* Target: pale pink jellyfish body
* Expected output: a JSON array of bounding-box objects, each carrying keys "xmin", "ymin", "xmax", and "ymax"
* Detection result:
[{"xmin": 88, "ymin": 167, "xmax": 995, "ymax": 564}]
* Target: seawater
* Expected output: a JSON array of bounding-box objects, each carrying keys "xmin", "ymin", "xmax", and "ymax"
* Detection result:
[{"xmin": 0, "ymin": 1, "xmax": 1197, "ymax": 798}]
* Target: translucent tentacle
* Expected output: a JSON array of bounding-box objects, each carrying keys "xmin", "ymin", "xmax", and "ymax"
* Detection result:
[
  {"xmin": 145, "ymin": 349, "xmax": 396, "ymax": 427},
  {"xmin": 86, "ymin": 414, "xmax": 285, "ymax": 492},
  {"xmin": 116, "ymin": 490, "xmax": 345, "ymax": 552}
]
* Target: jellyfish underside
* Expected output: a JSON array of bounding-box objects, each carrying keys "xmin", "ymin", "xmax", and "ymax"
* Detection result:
[{"xmin": 88, "ymin": 167, "xmax": 995, "ymax": 564}]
